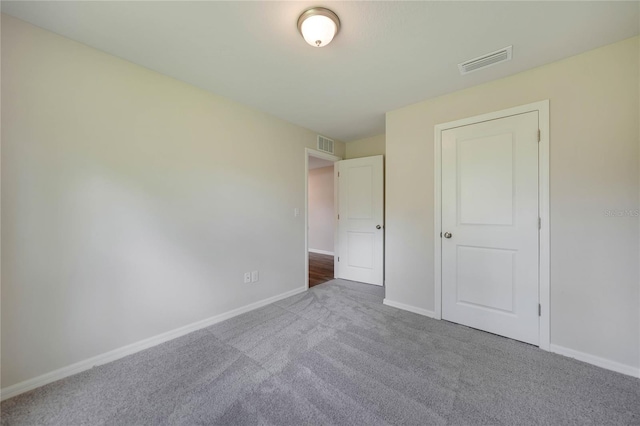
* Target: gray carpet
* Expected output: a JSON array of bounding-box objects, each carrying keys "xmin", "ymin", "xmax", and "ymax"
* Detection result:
[{"xmin": 2, "ymin": 279, "xmax": 639, "ymax": 425}]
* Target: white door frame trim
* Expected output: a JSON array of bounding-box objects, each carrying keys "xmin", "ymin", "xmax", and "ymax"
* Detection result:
[
  {"xmin": 433, "ymin": 100, "xmax": 550, "ymax": 351},
  {"xmin": 305, "ymin": 148, "xmax": 342, "ymax": 290}
]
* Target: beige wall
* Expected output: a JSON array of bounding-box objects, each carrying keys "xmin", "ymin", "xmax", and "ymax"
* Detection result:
[
  {"xmin": 0, "ymin": 15, "xmax": 345, "ymax": 388},
  {"xmin": 386, "ymin": 37, "xmax": 639, "ymax": 369},
  {"xmin": 308, "ymin": 166, "xmax": 334, "ymax": 253},
  {"xmin": 345, "ymin": 134, "xmax": 385, "ymax": 159}
]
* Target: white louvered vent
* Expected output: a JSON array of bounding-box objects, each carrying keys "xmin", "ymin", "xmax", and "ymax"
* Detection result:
[
  {"xmin": 317, "ymin": 135, "xmax": 334, "ymax": 154},
  {"xmin": 459, "ymin": 46, "xmax": 512, "ymax": 75}
]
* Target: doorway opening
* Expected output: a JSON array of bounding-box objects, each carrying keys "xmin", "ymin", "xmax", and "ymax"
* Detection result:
[{"xmin": 305, "ymin": 149, "xmax": 341, "ymax": 289}]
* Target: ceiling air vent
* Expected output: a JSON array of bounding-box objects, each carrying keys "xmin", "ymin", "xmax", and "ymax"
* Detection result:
[
  {"xmin": 317, "ymin": 135, "xmax": 334, "ymax": 154},
  {"xmin": 458, "ymin": 46, "xmax": 512, "ymax": 75}
]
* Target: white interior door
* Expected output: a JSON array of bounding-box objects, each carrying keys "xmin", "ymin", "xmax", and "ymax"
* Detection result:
[
  {"xmin": 337, "ymin": 155, "xmax": 384, "ymax": 286},
  {"xmin": 441, "ymin": 112, "xmax": 539, "ymax": 345}
]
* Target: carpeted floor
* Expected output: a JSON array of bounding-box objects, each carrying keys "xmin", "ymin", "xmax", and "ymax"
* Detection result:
[{"xmin": 2, "ymin": 279, "xmax": 639, "ymax": 425}]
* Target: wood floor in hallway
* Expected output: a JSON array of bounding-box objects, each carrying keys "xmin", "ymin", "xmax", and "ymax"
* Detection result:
[{"xmin": 308, "ymin": 252, "xmax": 334, "ymax": 287}]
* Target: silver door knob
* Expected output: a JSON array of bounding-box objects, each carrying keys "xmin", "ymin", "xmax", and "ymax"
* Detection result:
[
  {"xmin": 444, "ymin": 232, "xmax": 452, "ymax": 238},
  {"xmin": 376, "ymin": 225, "xmax": 382, "ymax": 229}
]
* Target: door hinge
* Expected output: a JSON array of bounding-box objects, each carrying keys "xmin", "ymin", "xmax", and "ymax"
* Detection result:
[
  {"xmin": 338, "ymin": 171, "xmax": 340, "ymax": 177},
  {"xmin": 338, "ymin": 214, "xmax": 340, "ymax": 220},
  {"xmin": 538, "ymin": 129, "xmax": 541, "ymax": 142},
  {"xmin": 538, "ymin": 303, "xmax": 541, "ymax": 317},
  {"xmin": 538, "ymin": 217, "xmax": 541, "ymax": 230},
  {"xmin": 338, "ymin": 256, "xmax": 340, "ymax": 262}
]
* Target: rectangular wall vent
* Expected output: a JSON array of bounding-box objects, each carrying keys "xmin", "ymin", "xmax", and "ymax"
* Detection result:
[
  {"xmin": 458, "ymin": 46, "xmax": 512, "ymax": 75},
  {"xmin": 317, "ymin": 135, "xmax": 334, "ymax": 154}
]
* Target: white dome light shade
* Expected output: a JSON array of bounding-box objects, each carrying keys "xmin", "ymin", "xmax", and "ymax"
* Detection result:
[
  {"xmin": 301, "ymin": 15, "xmax": 336, "ymax": 47},
  {"xmin": 297, "ymin": 8, "xmax": 340, "ymax": 48}
]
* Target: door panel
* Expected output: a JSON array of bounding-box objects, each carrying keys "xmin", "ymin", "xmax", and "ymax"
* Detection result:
[
  {"xmin": 458, "ymin": 134, "xmax": 514, "ymax": 225},
  {"xmin": 347, "ymin": 166, "xmax": 374, "ymax": 219},
  {"xmin": 347, "ymin": 232, "xmax": 374, "ymax": 268},
  {"xmin": 442, "ymin": 112, "xmax": 539, "ymax": 345},
  {"xmin": 337, "ymin": 156, "xmax": 384, "ymax": 286},
  {"xmin": 456, "ymin": 246, "xmax": 515, "ymax": 313}
]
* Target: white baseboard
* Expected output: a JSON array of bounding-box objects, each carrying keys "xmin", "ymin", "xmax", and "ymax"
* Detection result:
[
  {"xmin": 308, "ymin": 248, "xmax": 334, "ymax": 256},
  {"xmin": 383, "ymin": 299, "xmax": 435, "ymax": 318},
  {"xmin": 549, "ymin": 344, "xmax": 640, "ymax": 379},
  {"xmin": 0, "ymin": 286, "xmax": 307, "ymax": 402}
]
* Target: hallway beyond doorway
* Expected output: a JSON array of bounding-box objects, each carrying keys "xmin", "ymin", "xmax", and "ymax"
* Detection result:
[{"xmin": 309, "ymin": 252, "xmax": 334, "ymax": 287}]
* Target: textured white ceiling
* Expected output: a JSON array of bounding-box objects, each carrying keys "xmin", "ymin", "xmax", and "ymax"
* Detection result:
[{"xmin": 2, "ymin": 1, "xmax": 638, "ymax": 142}]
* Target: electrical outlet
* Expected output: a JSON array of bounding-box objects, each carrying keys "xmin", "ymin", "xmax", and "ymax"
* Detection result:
[
  {"xmin": 243, "ymin": 272, "xmax": 251, "ymax": 283},
  {"xmin": 251, "ymin": 270, "xmax": 259, "ymax": 282}
]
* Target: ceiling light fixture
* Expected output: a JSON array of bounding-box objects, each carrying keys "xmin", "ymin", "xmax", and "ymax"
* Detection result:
[{"xmin": 297, "ymin": 7, "xmax": 340, "ymax": 48}]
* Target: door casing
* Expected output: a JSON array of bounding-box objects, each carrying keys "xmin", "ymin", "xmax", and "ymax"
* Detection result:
[{"xmin": 434, "ymin": 100, "xmax": 550, "ymax": 350}]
